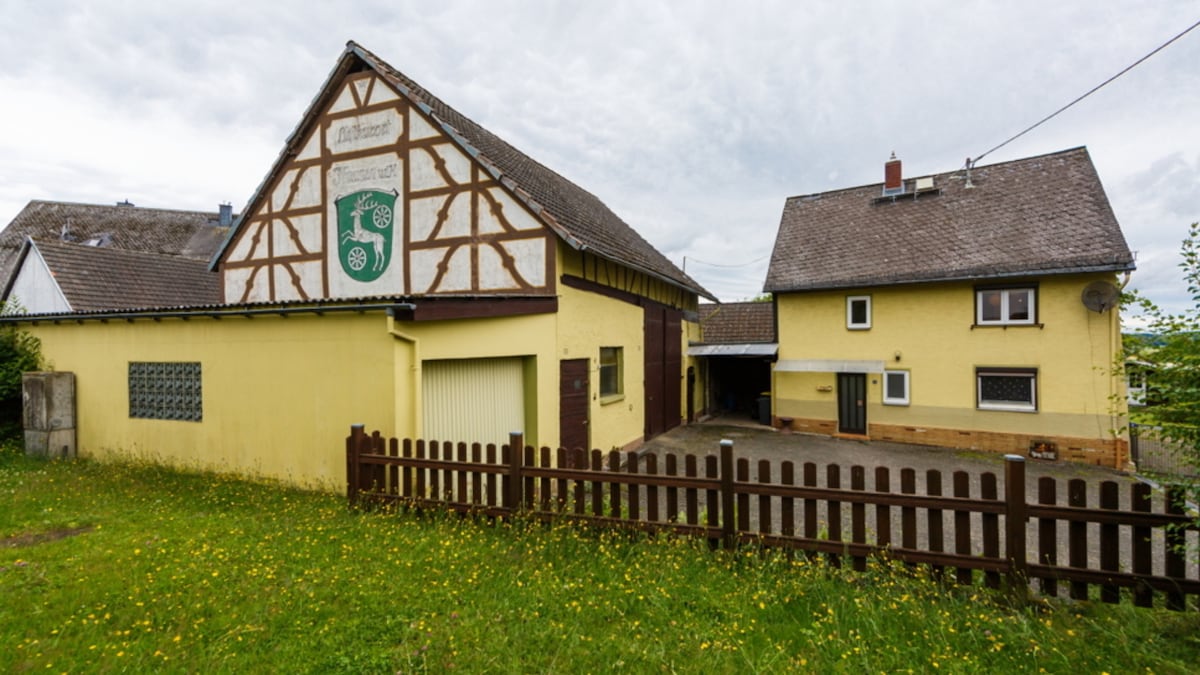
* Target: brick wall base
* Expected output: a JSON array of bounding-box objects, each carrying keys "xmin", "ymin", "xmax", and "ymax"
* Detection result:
[{"xmin": 774, "ymin": 416, "xmax": 1129, "ymax": 470}]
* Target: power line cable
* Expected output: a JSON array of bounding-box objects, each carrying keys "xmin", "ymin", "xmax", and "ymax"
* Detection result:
[
  {"xmin": 684, "ymin": 253, "xmax": 770, "ymax": 270},
  {"xmin": 969, "ymin": 17, "xmax": 1200, "ymax": 168}
]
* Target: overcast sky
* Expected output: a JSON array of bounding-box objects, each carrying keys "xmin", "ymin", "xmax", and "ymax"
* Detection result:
[{"xmin": 1, "ymin": 1, "xmax": 1197, "ymax": 315}]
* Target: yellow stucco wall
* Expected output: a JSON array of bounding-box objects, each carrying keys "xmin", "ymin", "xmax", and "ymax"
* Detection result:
[
  {"xmin": 29, "ymin": 313, "xmax": 397, "ymax": 490},
  {"xmin": 775, "ymin": 274, "xmax": 1127, "ymax": 443}
]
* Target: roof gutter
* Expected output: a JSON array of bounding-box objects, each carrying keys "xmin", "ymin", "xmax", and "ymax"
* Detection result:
[
  {"xmin": 0, "ymin": 302, "xmax": 416, "ymax": 325},
  {"xmin": 766, "ymin": 262, "xmax": 1137, "ymax": 294}
]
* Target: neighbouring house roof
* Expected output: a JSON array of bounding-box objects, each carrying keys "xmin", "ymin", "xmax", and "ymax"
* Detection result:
[
  {"xmin": 764, "ymin": 147, "xmax": 1135, "ymax": 293},
  {"xmin": 3, "ymin": 238, "xmax": 221, "ymax": 312},
  {"xmin": 690, "ymin": 302, "xmax": 777, "ymax": 356},
  {"xmin": 216, "ymin": 41, "xmax": 713, "ymax": 301},
  {"xmin": 0, "ymin": 200, "xmax": 229, "ymax": 287},
  {"xmin": 698, "ymin": 302, "xmax": 775, "ymax": 343}
]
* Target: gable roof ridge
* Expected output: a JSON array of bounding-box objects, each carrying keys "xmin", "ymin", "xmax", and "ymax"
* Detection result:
[{"xmin": 784, "ymin": 146, "xmax": 1091, "ymax": 202}]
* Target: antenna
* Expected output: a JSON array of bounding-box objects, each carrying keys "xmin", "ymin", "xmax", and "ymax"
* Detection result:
[{"xmin": 1081, "ymin": 280, "xmax": 1120, "ymax": 313}]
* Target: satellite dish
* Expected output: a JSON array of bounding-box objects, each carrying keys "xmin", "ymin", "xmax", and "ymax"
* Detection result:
[{"xmin": 1081, "ymin": 281, "xmax": 1120, "ymax": 313}]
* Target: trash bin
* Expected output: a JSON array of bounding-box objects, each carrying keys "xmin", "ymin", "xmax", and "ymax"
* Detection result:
[{"xmin": 756, "ymin": 394, "xmax": 771, "ymax": 426}]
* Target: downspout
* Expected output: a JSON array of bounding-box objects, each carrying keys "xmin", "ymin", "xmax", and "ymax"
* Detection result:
[
  {"xmin": 1114, "ymin": 271, "xmax": 1133, "ymax": 467},
  {"xmin": 386, "ymin": 309, "xmax": 421, "ymax": 440}
]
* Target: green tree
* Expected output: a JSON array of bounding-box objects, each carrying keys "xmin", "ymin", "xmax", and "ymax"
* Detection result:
[
  {"xmin": 1125, "ymin": 222, "xmax": 1200, "ymax": 488},
  {"xmin": 0, "ymin": 305, "xmax": 42, "ymax": 437}
]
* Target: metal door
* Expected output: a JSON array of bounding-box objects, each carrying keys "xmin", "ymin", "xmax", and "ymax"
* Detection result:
[{"xmin": 837, "ymin": 372, "xmax": 867, "ymax": 435}]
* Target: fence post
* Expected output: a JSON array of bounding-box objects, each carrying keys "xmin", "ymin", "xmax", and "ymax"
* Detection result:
[
  {"xmin": 348, "ymin": 424, "xmax": 365, "ymax": 506},
  {"xmin": 506, "ymin": 431, "xmax": 524, "ymax": 513},
  {"xmin": 1003, "ymin": 454, "xmax": 1028, "ymax": 604},
  {"xmin": 720, "ymin": 439, "xmax": 735, "ymax": 549}
]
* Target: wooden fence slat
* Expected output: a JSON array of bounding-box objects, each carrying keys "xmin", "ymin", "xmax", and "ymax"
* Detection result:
[
  {"xmin": 981, "ymin": 472, "xmax": 1000, "ymax": 589},
  {"xmin": 646, "ymin": 454, "xmax": 660, "ymax": 523},
  {"xmin": 403, "ymin": 439, "xmax": 415, "ymax": 501},
  {"xmin": 953, "ymin": 471, "xmax": 973, "ymax": 586},
  {"xmin": 608, "ymin": 450, "xmax": 623, "ymax": 518},
  {"xmin": 759, "ymin": 460, "xmax": 773, "ymax": 537},
  {"xmin": 416, "ymin": 440, "xmax": 428, "ymax": 502},
  {"xmin": 1131, "ymin": 482, "xmax": 1153, "ymax": 608},
  {"xmin": 851, "ymin": 466, "xmax": 866, "ymax": 572},
  {"xmin": 1099, "ymin": 481, "xmax": 1120, "ymax": 604},
  {"xmin": 666, "ymin": 454, "xmax": 679, "ymax": 522},
  {"xmin": 781, "ymin": 462, "xmax": 795, "ymax": 538},
  {"xmin": 1068, "ymin": 478, "xmax": 1088, "ymax": 600},
  {"xmin": 737, "ymin": 458, "xmax": 751, "ymax": 534},
  {"xmin": 627, "ymin": 451, "xmax": 641, "ymax": 522},
  {"xmin": 827, "ymin": 464, "xmax": 842, "ymax": 568},
  {"xmin": 928, "ymin": 469, "xmax": 945, "ymax": 579},
  {"xmin": 429, "ymin": 441, "xmax": 441, "ymax": 503},
  {"xmin": 1037, "ymin": 476, "xmax": 1058, "ymax": 598},
  {"xmin": 876, "ymin": 467, "xmax": 892, "ymax": 552},
  {"xmin": 572, "ymin": 449, "xmax": 586, "ymax": 515},
  {"xmin": 591, "ymin": 450, "xmax": 604, "ymax": 517},
  {"xmin": 901, "ymin": 468, "xmax": 917, "ymax": 570},
  {"xmin": 523, "ymin": 445, "xmax": 536, "ymax": 510},
  {"xmin": 1003, "ymin": 456, "xmax": 1028, "ymax": 603},
  {"xmin": 485, "ymin": 444, "xmax": 497, "ymax": 507},
  {"xmin": 471, "ymin": 443, "xmax": 482, "ymax": 507},
  {"xmin": 708, "ymin": 453, "xmax": 722, "ymax": 548},
  {"xmin": 803, "ymin": 463, "xmax": 818, "ymax": 544},
  {"xmin": 389, "ymin": 437, "xmax": 401, "ymax": 497},
  {"xmin": 685, "ymin": 454, "xmax": 698, "ymax": 526},
  {"xmin": 1165, "ymin": 485, "xmax": 1187, "ymax": 611},
  {"xmin": 540, "ymin": 447, "xmax": 553, "ymax": 512}
]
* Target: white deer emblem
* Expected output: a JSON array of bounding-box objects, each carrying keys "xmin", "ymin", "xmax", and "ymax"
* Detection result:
[{"xmin": 340, "ymin": 194, "xmax": 387, "ymax": 272}]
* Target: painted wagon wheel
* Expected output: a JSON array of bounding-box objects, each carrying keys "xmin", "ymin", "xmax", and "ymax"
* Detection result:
[
  {"xmin": 347, "ymin": 246, "xmax": 368, "ymax": 271},
  {"xmin": 372, "ymin": 204, "xmax": 392, "ymax": 229}
]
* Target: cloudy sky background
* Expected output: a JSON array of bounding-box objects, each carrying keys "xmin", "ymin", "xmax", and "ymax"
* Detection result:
[{"xmin": 1, "ymin": 1, "xmax": 1197, "ymax": 315}]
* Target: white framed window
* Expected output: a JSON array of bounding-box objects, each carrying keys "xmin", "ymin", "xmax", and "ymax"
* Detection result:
[
  {"xmin": 977, "ymin": 368, "xmax": 1037, "ymax": 411},
  {"xmin": 976, "ymin": 287, "xmax": 1036, "ymax": 325},
  {"xmin": 883, "ymin": 370, "xmax": 910, "ymax": 405},
  {"xmin": 846, "ymin": 295, "xmax": 871, "ymax": 330},
  {"xmin": 599, "ymin": 347, "xmax": 623, "ymax": 400}
]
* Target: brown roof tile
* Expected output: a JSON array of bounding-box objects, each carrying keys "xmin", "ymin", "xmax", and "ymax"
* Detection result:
[
  {"xmin": 0, "ymin": 200, "xmax": 228, "ymax": 285},
  {"xmin": 764, "ymin": 147, "xmax": 1135, "ymax": 292},
  {"xmin": 21, "ymin": 239, "xmax": 221, "ymax": 312},
  {"xmin": 698, "ymin": 302, "xmax": 775, "ymax": 344}
]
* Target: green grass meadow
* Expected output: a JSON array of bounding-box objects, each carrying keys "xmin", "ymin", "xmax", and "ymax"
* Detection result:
[{"xmin": 2, "ymin": 442, "xmax": 1198, "ymax": 673}]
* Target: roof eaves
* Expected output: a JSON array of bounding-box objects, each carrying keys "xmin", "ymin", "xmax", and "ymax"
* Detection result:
[{"xmin": 767, "ymin": 260, "xmax": 1136, "ymax": 293}]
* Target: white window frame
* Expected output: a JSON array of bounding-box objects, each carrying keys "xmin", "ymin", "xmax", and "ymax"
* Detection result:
[
  {"xmin": 846, "ymin": 295, "xmax": 871, "ymax": 330},
  {"xmin": 976, "ymin": 287, "xmax": 1036, "ymax": 326},
  {"xmin": 977, "ymin": 369, "xmax": 1037, "ymax": 412},
  {"xmin": 882, "ymin": 370, "xmax": 910, "ymax": 406}
]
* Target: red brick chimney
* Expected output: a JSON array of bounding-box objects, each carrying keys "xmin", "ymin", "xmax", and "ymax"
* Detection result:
[{"xmin": 884, "ymin": 152, "xmax": 902, "ymax": 192}]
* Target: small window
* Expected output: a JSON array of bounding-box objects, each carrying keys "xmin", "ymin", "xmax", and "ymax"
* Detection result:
[
  {"xmin": 883, "ymin": 370, "xmax": 909, "ymax": 405},
  {"xmin": 599, "ymin": 347, "xmax": 623, "ymax": 400},
  {"xmin": 976, "ymin": 287, "xmax": 1036, "ymax": 325},
  {"xmin": 846, "ymin": 295, "xmax": 871, "ymax": 330},
  {"xmin": 977, "ymin": 368, "xmax": 1037, "ymax": 412},
  {"xmin": 129, "ymin": 361, "xmax": 203, "ymax": 421}
]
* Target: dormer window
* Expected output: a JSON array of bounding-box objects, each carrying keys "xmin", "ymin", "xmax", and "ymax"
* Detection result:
[{"xmin": 976, "ymin": 286, "xmax": 1036, "ymax": 326}]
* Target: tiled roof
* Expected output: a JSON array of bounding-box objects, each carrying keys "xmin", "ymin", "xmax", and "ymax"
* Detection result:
[
  {"xmin": 20, "ymin": 239, "xmax": 221, "ymax": 312},
  {"xmin": 698, "ymin": 302, "xmax": 775, "ymax": 344},
  {"xmin": 764, "ymin": 147, "xmax": 1135, "ymax": 292},
  {"xmin": 0, "ymin": 200, "xmax": 228, "ymax": 285},
  {"xmin": 222, "ymin": 41, "xmax": 712, "ymax": 301}
]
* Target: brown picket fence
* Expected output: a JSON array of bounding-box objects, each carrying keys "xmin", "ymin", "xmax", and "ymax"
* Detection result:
[{"xmin": 346, "ymin": 426, "xmax": 1200, "ymax": 610}]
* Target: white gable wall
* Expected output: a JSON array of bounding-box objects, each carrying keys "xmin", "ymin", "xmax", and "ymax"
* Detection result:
[{"xmin": 5, "ymin": 244, "xmax": 71, "ymax": 314}]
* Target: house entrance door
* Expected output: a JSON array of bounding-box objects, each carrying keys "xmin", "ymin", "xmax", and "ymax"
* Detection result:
[
  {"xmin": 559, "ymin": 358, "xmax": 590, "ymax": 459},
  {"xmin": 837, "ymin": 373, "xmax": 867, "ymax": 435}
]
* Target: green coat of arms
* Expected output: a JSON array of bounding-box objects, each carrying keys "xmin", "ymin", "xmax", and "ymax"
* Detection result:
[{"xmin": 336, "ymin": 189, "xmax": 397, "ymax": 282}]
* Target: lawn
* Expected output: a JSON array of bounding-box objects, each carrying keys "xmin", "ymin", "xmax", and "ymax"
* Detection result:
[{"xmin": 2, "ymin": 443, "xmax": 1198, "ymax": 673}]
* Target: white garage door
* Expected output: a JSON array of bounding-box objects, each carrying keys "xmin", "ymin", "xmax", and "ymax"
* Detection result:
[{"xmin": 422, "ymin": 357, "xmax": 525, "ymax": 446}]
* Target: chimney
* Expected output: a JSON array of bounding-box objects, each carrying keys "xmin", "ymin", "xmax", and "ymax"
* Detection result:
[
  {"xmin": 883, "ymin": 152, "xmax": 903, "ymax": 195},
  {"xmin": 116, "ymin": 199, "xmax": 135, "ymax": 207},
  {"xmin": 218, "ymin": 203, "xmax": 233, "ymax": 227}
]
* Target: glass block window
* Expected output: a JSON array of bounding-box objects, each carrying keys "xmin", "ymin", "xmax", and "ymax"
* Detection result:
[{"xmin": 129, "ymin": 362, "xmax": 203, "ymax": 421}]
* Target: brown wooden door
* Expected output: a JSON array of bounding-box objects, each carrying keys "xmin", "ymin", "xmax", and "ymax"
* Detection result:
[
  {"xmin": 560, "ymin": 358, "xmax": 590, "ymax": 456},
  {"xmin": 643, "ymin": 302, "xmax": 683, "ymax": 439}
]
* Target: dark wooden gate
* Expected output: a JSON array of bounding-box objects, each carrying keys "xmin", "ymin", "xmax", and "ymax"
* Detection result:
[
  {"xmin": 643, "ymin": 302, "xmax": 682, "ymax": 439},
  {"xmin": 559, "ymin": 359, "xmax": 589, "ymax": 460},
  {"xmin": 837, "ymin": 372, "xmax": 866, "ymax": 434}
]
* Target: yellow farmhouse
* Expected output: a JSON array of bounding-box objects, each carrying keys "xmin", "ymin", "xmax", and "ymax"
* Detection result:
[
  {"xmin": 3, "ymin": 42, "xmax": 713, "ymax": 489},
  {"xmin": 764, "ymin": 148, "xmax": 1135, "ymax": 468}
]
